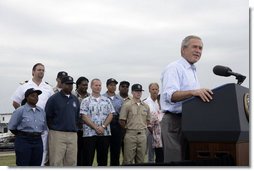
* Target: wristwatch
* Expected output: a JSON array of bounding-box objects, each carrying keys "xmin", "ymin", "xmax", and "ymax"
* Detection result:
[{"xmin": 102, "ymin": 124, "xmax": 106, "ymax": 129}]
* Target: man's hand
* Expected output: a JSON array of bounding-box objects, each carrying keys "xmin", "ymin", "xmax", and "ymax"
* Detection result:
[
  {"xmin": 148, "ymin": 126, "xmax": 153, "ymax": 133},
  {"xmin": 192, "ymin": 88, "xmax": 213, "ymax": 102},
  {"xmin": 119, "ymin": 119, "xmax": 126, "ymax": 129},
  {"xmin": 95, "ymin": 126, "xmax": 104, "ymax": 135}
]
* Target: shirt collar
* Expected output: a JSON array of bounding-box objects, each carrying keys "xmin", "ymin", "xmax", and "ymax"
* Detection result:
[
  {"xmin": 147, "ymin": 96, "xmax": 158, "ymax": 103},
  {"xmin": 130, "ymin": 99, "xmax": 145, "ymax": 105},
  {"xmin": 104, "ymin": 92, "xmax": 122, "ymax": 100},
  {"xmin": 118, "ymin": 93, "xmax": 132, "ymax": 100},
  {"xmin": 24, "ymin": 103, "xmax": 41, "ymax": 112},
  {"xmin": 60, "ymin": 90, "xmax": 73, "ymax": 98},
  {"xmin": 104, "ymin": 92, "xmax": 114, "ymax": 98},
  {"xmin": 90, "ymin": 94, "xmax": 103, "ymax": 102},
  {"xmin": 75, "ymin": 90, "xmax": 89, "ymax": 98},
  {"xmin": 29, "ymin": 79, "xmax": 48, "ymax": 87},
  {"xmin": 179, "ymin": 57, "xmax": 197, "ymax": 70}
]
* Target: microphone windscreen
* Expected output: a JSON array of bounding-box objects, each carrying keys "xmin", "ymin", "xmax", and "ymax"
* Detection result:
[{"xmin": 213, "ymin": 65, "xmax": 232, "ymax": 77}]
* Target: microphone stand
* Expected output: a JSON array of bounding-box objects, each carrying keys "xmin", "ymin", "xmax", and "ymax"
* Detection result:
[{"xmin": 228, "ymin": 71, "xmax": 246, "ymax": 85}]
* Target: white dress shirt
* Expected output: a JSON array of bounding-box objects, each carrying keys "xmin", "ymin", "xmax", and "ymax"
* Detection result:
[
  {"xmin": 11, "ymin": 79, "xmax": 54, "ymax": 110},
  {"xmin": 144, "ymin": 96, "xmax": 164, "ymax": 122},
  {"xmin": 160, "ymin": 57, "xmax": 200, "ymax": 113}
]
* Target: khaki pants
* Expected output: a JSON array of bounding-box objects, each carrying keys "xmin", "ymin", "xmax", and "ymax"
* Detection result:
[
  {"xmin": 123, "ymin": 129, "xmax": 146, "ymax": 164},
  {"xmin": 48, "ymin": 130, "xmax": 77, "ymax": 166}
]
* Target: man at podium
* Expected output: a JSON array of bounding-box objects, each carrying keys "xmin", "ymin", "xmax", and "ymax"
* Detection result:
[{"xmin": 160, "ymin": 35, "xmax": 213, "ymax": 162}]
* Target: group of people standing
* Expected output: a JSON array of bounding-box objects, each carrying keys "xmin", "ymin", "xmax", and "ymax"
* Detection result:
[{"xmin": 8, "ymin": 35, "xmax": 214, "ymax": 166}]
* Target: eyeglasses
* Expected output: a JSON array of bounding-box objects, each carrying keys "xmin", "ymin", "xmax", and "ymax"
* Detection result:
[{"xmin": 121, "ymin": 86, "xmax": 129, "ymax": 88}]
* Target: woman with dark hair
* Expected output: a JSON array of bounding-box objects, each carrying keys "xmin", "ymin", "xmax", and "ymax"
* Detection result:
[{"xmin": 73, "ymin": 76, "xmax": 90, "ymax": 166}]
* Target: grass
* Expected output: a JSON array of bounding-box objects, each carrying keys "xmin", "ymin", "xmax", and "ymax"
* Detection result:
[
  {"xmin": 0, "ymin": 151, "xmax": 148, "ymax": 166},
  {"xmin": 0, "ymin": 153, "xmax": 107, "ymax": 166},
  {"xmin": 0, "ymin": 152, "xmax": 125, "ymax": 166},
  {"xmin": 0, "ymin": 155, "xmax": 16, "ymax": 166}
]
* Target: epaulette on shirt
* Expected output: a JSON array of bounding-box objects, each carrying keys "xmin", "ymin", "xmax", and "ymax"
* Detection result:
[
  {"xmin": 142, "ymin": 98, "xmax": 147, "ymax": 102},
  {"xmin": 19, "ymin": 80, "xmax": 53, "ymax": 87},
  {"xmin": 45, "ymin": 82, "xmax": 53, "ymax": 87},
  {"xmin": 19, "ymin": 80, "xmax": 28, "ymax": 85}
]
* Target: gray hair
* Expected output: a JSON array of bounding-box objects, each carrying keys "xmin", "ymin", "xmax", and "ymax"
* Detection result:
[
  {"xmin": 91, "ymin": 78, "xmax": 101, "ymax": 86},
  {"xmin": 148, "ymin": 82, "xmax": 159, "ymax": 90},
  {"xmin": 181, "ymin": 35, "xmax": 203, "ymax": 56}
]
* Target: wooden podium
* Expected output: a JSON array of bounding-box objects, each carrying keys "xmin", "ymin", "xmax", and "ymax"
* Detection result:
[{"xmin": 182, "ymin": 83, "xmax": 249, "ymax": 166}]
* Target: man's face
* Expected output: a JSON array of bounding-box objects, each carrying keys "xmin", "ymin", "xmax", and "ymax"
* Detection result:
[
  {"xmin": 132, "ymin": 90, "xmax": 142, "ymax": 99},
  {"xmin": 149, "ymin": 84, "xmax": 159, "ymax": 98},
  {"xmin": 62, "ymin": 83, "xmax": 73, "ymax": 94},
  {"xmin": 33, "ymin": 65, "xmax": 45, "ymax": 79},
  {"xmin": 119, "ymin": 84, "xmax": 129, "ymax": 94},
  {"xmin": 107, "ymin": 82, "xmax": 117, "ymax": 93},
  {"xmin": 182, "ymin": 38, "xmax": 203, "ymax": 64},
  {"xmin": 91, "ymin": 80, "xmax": 102, "ymax": 94}
]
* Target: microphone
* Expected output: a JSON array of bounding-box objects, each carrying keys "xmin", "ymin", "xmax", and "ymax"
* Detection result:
[
  {"xmin": 213, "ymin": 65, "xmax": 246, "ymax": 85},
  {"xmin": 213, "ymin": 65, "xmax": 232, "ymax": 77}
]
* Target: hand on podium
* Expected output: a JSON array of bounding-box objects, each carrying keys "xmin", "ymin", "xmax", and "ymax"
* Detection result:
[{"xmin": 191, "ymin": 88, "xmax": 213, "ymax": 102}]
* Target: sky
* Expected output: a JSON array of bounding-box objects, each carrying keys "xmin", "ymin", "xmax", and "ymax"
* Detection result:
[{"xmin": 0, "ymin": 0, "xmax": 250, "ymax": 113}]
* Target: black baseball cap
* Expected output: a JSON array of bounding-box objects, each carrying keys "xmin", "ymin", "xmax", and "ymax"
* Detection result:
[
  {"xmin": 106, "ymin": 78, "xmax": 118, "ymax": 86},
  {"xmin": 131, "ymin": 84, "xmax": 144, "ymax": 91},
  {"xmin": 57, "ymin": 71, "xmax": 68, "ymax": 79},
  {"xmin": 21, "ymin": 88, "xmax": 42, "ymax": 105},
  {"xmin": 25, "ymin": 88, "xmax": 42, "ymax": 98},
  {"xmin": 61, "ymin": 76, "xmax": 75, "ymax": 84},
  {"xmin": 119, "ymin": 81, "xmax": 130, "ymax": 87}
]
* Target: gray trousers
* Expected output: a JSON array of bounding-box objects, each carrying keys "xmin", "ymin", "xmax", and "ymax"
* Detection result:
[
  {"xmin": 160, "ymin": 114, "xmax": 182, "ymax": 162},
  {"xmin": 146, "ymin": 129, "xmax": 155, "ymax": 163}
]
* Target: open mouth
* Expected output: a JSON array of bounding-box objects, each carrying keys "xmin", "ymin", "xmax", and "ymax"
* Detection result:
[{"xmin": 193, "ymin": 54, "xmax": 200, "ymax": 58}]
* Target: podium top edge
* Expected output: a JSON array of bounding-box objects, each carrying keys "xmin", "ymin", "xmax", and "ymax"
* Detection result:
[{"xmin": 183, "ymin": 83, "xmax": 249, "ymax": 103}]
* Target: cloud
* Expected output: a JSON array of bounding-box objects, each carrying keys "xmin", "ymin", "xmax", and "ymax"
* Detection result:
[{"xmin": 0, "ymin": 0, "xmax": 249, "ymax": 113}]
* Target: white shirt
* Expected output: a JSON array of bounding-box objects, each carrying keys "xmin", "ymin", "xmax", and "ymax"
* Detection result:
[
  {"xmin": 144, "ymin": 96, "xmax": 164, "ymax": 122},
  {"xmin": 11, "ymin": 79, "xmax": 54, "ymax": 110},
  {"xmin": 160, "ymin": 57, "xmax": 200, "ymax": 113}
]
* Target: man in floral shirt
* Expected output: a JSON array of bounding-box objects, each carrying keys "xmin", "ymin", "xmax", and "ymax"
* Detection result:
[{"xmin": 80, "ymin": 78, "xmax": 114, "ymax": 166}]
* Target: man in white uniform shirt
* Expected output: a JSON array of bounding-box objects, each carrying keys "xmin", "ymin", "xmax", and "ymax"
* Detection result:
[
  {"xmin": 160, "ymin": 35, "xmax": 213, "ymax": 162},
  {"xmin": 11, "ymin": 63, "xmax": 54, "ymax": 166}
]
